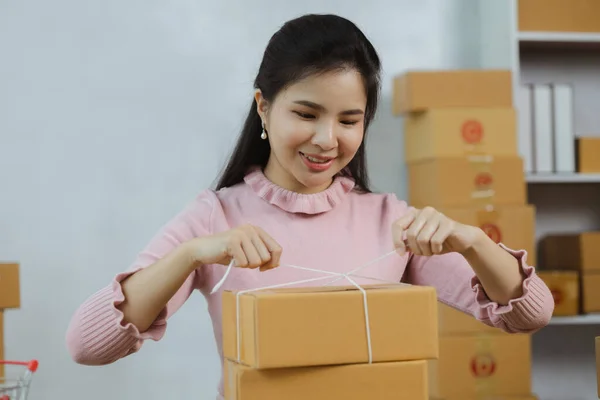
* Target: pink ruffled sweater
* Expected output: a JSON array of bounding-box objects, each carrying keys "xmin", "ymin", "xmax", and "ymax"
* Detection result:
[{"xmin": 65, "ymin": 168, "xmax": 554, "ymax": 399}]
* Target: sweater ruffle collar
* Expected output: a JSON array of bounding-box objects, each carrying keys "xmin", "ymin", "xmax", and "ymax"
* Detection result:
[{"xmin": 243, "ymin": 167, "xmax": 356, "ymax": 214}]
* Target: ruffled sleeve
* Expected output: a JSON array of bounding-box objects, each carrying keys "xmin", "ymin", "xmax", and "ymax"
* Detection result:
[
  {"xmin": 403, "ymin": 245, "xmax": 554, "ymax": 333},
  {"xmin": 469, "ymin": 244, "xmax": 554, "ymax": 331},
  {"xmin": 65, "ymin": 190, "xmax": 216, "ymax": 365}
]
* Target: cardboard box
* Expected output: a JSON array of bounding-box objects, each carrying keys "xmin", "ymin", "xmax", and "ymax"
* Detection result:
[
  {"xmin": 0, "ymin": 263, "xmax": 20, "ymax": 309},
  {"xmin": 539, "ymin": 232, "xmax": 600, "ymax": 272},
  {"xmin": 438, "ymin": 205, "xmax": 536, "ymax": 266},
  {"xmin": 224, "ymin": 359, "xmax": 428, "ymax": 399},
  {"xmin": 393, "ymin": 70, "xmax": 513, "ymax": 114},
  {"xmin": 536, "ymin": 271, "xmax": 579, "ymax": 316},
  {"xmin": 518, "ymin": 0, "xmax": 600, "ymax": 33},
  {"xmin": 582, "ymin": 272, "xmax": 600, "ymax": 313},
  {"xmin": 577, "ymin": 137, "xmax": 600, "ymax": 173},
  {"xmin": 438, "ymin": 302, "xmax": 503, "ymax": 336},
  {"xmin": 408, "ymin": 157, "xmax": 527, "ymax": 209},
  {"xmin": 222, "ymin": 284, "xmax": 438, "ymax": 369},
  {"xmin": 403, "ymin": 108, "xmax": 518, "ymax": 163},
  {"xmin": 429, "ymin": 334, "xmax": 531, "ymax": 398}
]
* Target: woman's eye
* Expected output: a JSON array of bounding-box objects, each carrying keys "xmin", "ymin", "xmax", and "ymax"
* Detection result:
[
  {"xmin": 341, "ymin": 120, "xmax": 359, "ymax": 126},
  {"xmin": 294, "ymin": 111, "xmax": 315, "ymax": 119}
]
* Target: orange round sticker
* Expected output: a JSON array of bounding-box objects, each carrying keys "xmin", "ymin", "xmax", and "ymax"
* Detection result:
[
  {"xmin": 480, "ymin": 223, "xmax": 502, "ymax": 243},
  {"xmin": 474, "ymin": 172, "xmax": 493, "ymax": 188},
  {"xmin": 551, "ymin": 289, "xmax": 563, "ymax": 305},
  {"xmin": 471, "ymin": 354, "xmax": 496, "ymax": 377},
  {"xmin": 461, "ymin": 120, "xmax": 484, "ymax": 144}
]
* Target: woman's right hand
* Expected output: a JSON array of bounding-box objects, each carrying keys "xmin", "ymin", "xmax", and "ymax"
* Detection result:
[{"xmin": 189, "ymin": 224, "xmax": 282, "ymax": 271}]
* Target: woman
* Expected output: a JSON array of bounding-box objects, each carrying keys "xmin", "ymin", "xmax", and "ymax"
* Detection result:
[{"xmin": 66, "ymin": 13, "xmax": 554, "ymax": 399}]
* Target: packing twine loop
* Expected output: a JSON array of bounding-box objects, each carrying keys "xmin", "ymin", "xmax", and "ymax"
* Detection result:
[{"xmin": 210, "ymin": 249, "xmax": 404, "ymax": 365}]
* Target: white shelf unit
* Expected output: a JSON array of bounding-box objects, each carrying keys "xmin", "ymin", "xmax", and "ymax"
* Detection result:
[
  {"xmin": 478, "ymin": 2, "xmax": 600, "ymax": 399},
  {"xmin": 550, "ymin": 314, "xmax": 600, "ymax": 326},
  {"xmin": 518, "ymin": 31, "xmax": 600, "ymax": 44},
  {"xmin": 526, "ymin": 173, "xmax": 600, "ymax": 184}
]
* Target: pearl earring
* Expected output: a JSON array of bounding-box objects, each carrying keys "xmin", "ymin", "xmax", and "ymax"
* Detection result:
[{"xmin": 261, "ymin": 123, "xmax": 268, "ymax": 140}]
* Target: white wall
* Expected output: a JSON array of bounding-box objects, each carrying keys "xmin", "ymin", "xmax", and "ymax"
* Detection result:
[{"xmin": 0, "ymin": 1, "xmax": 476, "ymax": 399}]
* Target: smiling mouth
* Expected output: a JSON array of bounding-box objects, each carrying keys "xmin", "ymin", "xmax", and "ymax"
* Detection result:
[
  {"xmin": 299, "ymin": 152, "xmax": 335, "ymax": 163},
  {"xmin": 299, "ymin": 152, "xmax": 336, "ymax": 172}
]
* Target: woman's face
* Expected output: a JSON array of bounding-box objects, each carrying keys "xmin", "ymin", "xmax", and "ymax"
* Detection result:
[{"xmin": 256, "ymin": 69, "xmax": 367, "ymax": 194}]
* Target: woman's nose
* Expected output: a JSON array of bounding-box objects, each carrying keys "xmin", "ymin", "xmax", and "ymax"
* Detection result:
[{"xmin": 311, "ymin": 121, "xmax": 337, "ymax": 150}]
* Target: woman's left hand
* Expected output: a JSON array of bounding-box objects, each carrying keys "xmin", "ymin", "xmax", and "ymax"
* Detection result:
[{"xmin": 392, "ymin": 206, "xmax": 482, "ymax": 257}]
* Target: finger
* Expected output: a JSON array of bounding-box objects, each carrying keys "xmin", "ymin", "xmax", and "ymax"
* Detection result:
[
  {"xmin": 416, "ymin": 213, "xmax": 442, "ymax": 256},
  {"xmin": 249, "ymin": 230, "xmax": 272, "ymax": 264},
  {"xmin": 392, "ymin": 223, "xmax": 407, "ymax": 255},
  {"xmin": 240, "ymin": 234, "xmax": 262, "ymax": 269},
  {"xmin": 228, "ymin": 241, "xmax": 248, "ymax": 268},
  {"xmin": 430, "ymin": 218, "xmax": 454, "ymax": 254},
  {"xmin": 406, "ymin": 207, "xmax": 436, "ymax": 255},
  {"xmin": 396, "ymin": 207, "xmax": 418, "ymax": 230},
  {"xmin": 256, "ymin": 228, "xmax": 283, "ymax": 270},
  {"xmin": 392, "ymin": 208, "xmax": 417, "ymax": 253}
]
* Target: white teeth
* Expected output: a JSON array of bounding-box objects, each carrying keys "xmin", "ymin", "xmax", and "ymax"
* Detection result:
[{"xmin": 304, "ymin": 154, "xmax": 329, "ymax": 163}]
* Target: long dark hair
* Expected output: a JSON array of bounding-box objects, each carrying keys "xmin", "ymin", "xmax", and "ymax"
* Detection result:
[{"xmin": 215, "ymin": 14, "xmax": 381, "ymax": 192}]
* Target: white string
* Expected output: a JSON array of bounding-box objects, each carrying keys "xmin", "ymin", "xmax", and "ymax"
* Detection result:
[
  {"xmin": 210, "ymin": 259, "xmax": 235, "ymax": 294},
  {"xmin": 325, "ymin": 249, "xmax": 399, "ymax": 286},
  {"xmin": 210, "ymin": 249, "xmax": 403, "ymax": 365},
  {"xmin": 210, "ymin": 260, "xmax": 342, "ymax": 295},
  {"xmin": 343, "ymin": 274, "xmax": 372, "ymax": 363}
]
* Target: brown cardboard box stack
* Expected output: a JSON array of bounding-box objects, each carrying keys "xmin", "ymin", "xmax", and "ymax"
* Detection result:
[
  {"xmin": 428, "ymin": 303, "xmax": 538, "ymax": 400},
  {"xmin": 392, "ymin": 69, "xmax": 537, "ymax": 266},
  {"xmin": 538, "ymin": 232, "xmax": 600, "ymax": 315},
  {"xmin": 392, "ymin": 69, "xmax": 538, "ymax": 399},
  {"xmin": 0, "ymin": 263, "xmax": 21, "ymax": 377},
  {"xmin": 220, "ymin": 284, "xmax": 439, "ymax": 399}
]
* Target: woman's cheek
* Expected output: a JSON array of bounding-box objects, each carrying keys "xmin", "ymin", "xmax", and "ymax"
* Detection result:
[
  {"xmin": 340, "ymin": 129, "xmax": 364, "ymax": 154},
  {"xmin": 282, "ymin": 122, "xmax": 315, "ymax": 148}
]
